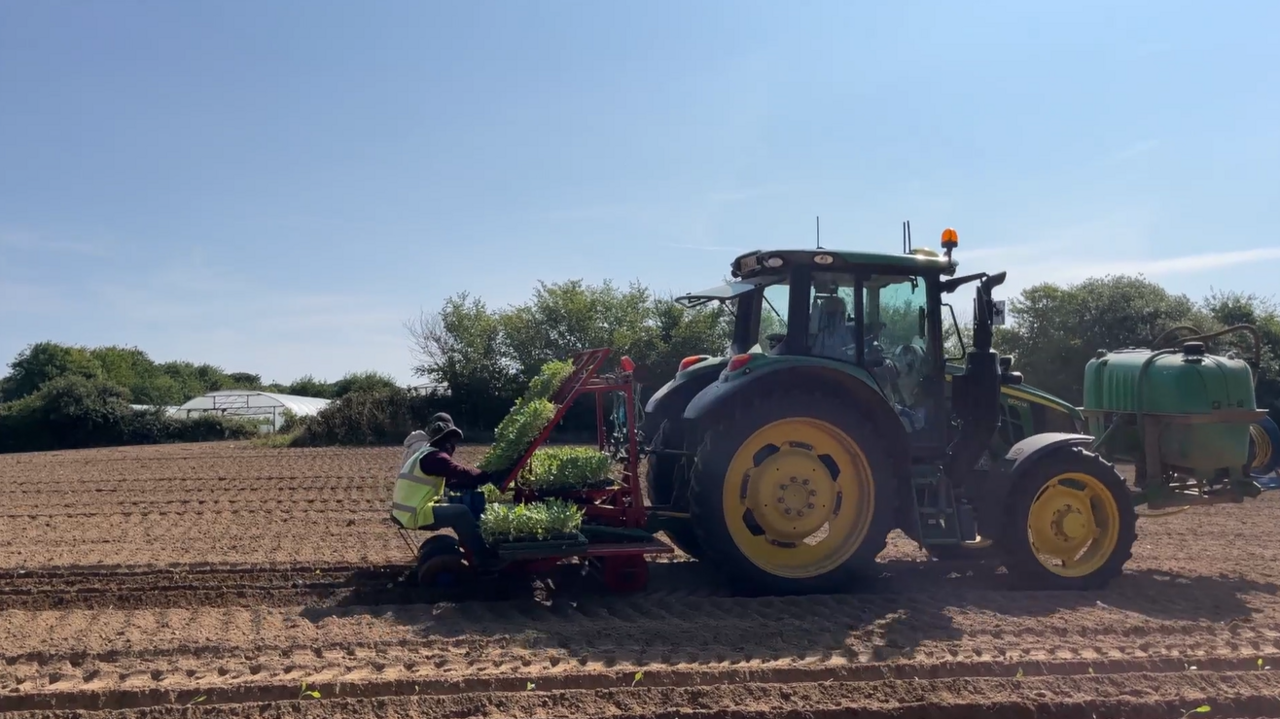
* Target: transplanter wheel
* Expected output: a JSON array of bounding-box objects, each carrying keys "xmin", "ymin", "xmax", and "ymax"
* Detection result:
[
  {"xmin": 415, "ymin": 534, "xmax": 470, "ymax": 588},
  {"xmin": 1001, "ymin": 447, "xmax": 1136, "ymax": 590},
  {"xmin": 688, "ymin": 391, "xmax": 897, "ymax": 595}
]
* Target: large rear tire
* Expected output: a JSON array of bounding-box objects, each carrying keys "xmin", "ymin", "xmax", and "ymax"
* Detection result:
[
  {"xmin": 1000, "ymin": 447, "xmax": 1136, "ymax": 590},
  {"xmin": 644, "ymin": 421, "xmax": 705, "ymax": 559},
  {"xmin": 688, "ymin": 391, "xmax": 898, "ymax": 595}
]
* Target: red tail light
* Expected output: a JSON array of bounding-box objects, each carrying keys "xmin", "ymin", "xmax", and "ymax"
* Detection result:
[
  {"xmin": 619, "ymin": 356, "xmax": 636, "ymax": 372},
  {"xmin": 677, "ymin": 355, "xmax": 709, "ymax": 373},
  {"xmin": 726, "ymin": 354, "xmax": 753, "ymax": 373}
]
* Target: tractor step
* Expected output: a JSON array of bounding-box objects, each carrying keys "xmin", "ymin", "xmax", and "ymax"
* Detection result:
[{"xmin": 911, "ymin": 465, "xmax": 974, "ymax": 545}]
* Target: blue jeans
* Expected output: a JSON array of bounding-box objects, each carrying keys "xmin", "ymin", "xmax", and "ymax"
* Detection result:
[{"xmin": 425, "ymin": 490, "xmax": 488, "ymax": 556}]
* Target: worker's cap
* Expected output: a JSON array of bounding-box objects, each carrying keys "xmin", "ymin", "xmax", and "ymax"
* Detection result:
[{"xmin": 425, "ymin": 416, "xmax": 463, "ymax": 444}]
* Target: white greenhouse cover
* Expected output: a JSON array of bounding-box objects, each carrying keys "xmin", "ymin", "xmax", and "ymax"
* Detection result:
[{"xmin": 173, "ymin": 391, "xmax": 332, "ymax": 430}]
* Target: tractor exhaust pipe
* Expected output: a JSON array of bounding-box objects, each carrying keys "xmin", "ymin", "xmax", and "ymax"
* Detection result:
[{"xmin": 947, "ymin": 272, "xmax": 1006, "ymax": 485}]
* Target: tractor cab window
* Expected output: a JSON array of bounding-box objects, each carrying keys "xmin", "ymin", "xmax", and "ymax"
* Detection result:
[
  {"xmin": 759, "ymin": 283, "xmax": 791, "ymax": 351},
  {"xmin": 864, "ymin": 275, "xmax": 932, "ymax": 407},
  {"xmin": 805, "ymin": 275, "xmax": 859, "ymax": 361}
]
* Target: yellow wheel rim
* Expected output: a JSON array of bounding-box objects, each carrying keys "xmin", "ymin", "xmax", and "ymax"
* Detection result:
[
  {"xmin": 1026, "ymin": 472, "xmax": 1121, "ymax": 577},
  {"xmin": 721, "ymin": 417, "xmax": 875, "ymax": 579}
]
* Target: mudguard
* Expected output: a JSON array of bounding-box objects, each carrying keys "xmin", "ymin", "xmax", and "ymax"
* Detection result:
[
  {"xmin": 1001, "ymin": 432, "xmax": 1095, "ymax": 475},
  {"xmin": 680, "ymin": 359, "xmax": 912, "ymax": 480},
  {"xmin": 682, "ymin": 356, "xmax": 888, "ymax": 424},
  {"xmin": 644, "ymin": 362, "xmax": 723, "ymax": 418},
  {"xmin": 977, "ymin": 432, "xmax": 1095, "ymax": 535}
]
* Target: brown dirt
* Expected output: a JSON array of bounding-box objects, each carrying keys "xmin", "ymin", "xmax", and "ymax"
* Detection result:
[{"xmin": 3, "ymin": 442, "xmax": 1280, "ymax": 718}]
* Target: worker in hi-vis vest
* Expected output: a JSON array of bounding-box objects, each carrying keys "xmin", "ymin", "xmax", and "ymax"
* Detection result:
[{"xmin": 392, "ymin": 413, "xmax": 515, "ymax": 568}]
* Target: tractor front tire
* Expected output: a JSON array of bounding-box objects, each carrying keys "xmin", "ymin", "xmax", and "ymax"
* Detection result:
[
  {"xmin": 1000, "ymin": 447, "xmax": 1136, "ymax": 590},
  {"xmin": 688, "ymin": 391, "xmax": 897, "ymax": 595}
]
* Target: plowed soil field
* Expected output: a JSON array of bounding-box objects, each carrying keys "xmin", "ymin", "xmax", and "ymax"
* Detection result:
[{"xmin": 3, "ymin": 442, "xmax": 1280, "ymax": 718}]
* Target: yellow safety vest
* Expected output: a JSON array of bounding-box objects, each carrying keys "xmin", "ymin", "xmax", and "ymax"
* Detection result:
[{"xmin": 390, "ymin": 444, "xmax": 447, "ymax": 530}]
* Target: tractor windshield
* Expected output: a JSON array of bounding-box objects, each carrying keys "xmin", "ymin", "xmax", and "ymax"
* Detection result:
[{"xmin": 757, "ymin": 272, "xmax": 934, "ymax": 404}]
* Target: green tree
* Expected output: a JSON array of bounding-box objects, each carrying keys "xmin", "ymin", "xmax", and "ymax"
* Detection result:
[
  {"xmin": 1199, "ymin": 289, "xmax": 1280, "ymax": 411},
  {"xmin": 332, "ymin": 371, "xmax": 400, "ymax": 398},
  {"xmin": 226, "ymin": 372, "xmax": 263, "ymax": 390},
  {"xmin": 1, "ymin": 342, "xmax": 105, "ymax": 402},
  {"xmin": 642, "ymin": 295, "xmax": 732, "ymax": 387},
  {"xmin": 499, "ymin": 279, "xmax": 655, "ymax": 381},
  {"xmin": 284, "ymin": 374, "xmax": 336, "ymax": 398},
  {"xmin": 996, "ymin": 274, "xmax": 1214, "ymax": 404},
  {"xmin": 88, "ymin": 345, "xmax": 185, "ymax": 406},
  {"xmin": 158, "ymin": 361, "xmax": 231, "ymax": 400},
  {"xmin": 407, "ymin": 292, "xmax": 523, "ymax": 428}
]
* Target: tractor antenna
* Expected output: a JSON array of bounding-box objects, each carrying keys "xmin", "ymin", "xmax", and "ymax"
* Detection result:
[
  {"xmin": 816, "ymin": 216, "xmax": 822, "ymax": 249},
  {"xmin": 906, "ymin": 220, "xmax": 913, "ymax": 252},
  {"xmin": 902, "ymin": 221, "xmax": 907, "ymax": 254}
]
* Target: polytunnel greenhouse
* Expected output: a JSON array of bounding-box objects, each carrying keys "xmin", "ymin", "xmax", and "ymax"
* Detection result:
[{"xmin": 171, "ymin": 390, "xmax": 331, "ymax": 432}]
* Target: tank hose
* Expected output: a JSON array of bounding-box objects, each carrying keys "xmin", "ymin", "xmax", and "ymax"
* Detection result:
[
  {"xmin": 1134, "ymin": 348, "xmax": 1179, "ymax": 452},
  {"xmin": 1249, "ymin": 422, "xmax": 1269, "ymax": 468},
  {"xmin": 1150, "ymin": 324, "xmax": 1263, "ymax": 388},
  {"xmin": 1252, "ymin": 423, "xmax": 1274, "ymax": 472}
]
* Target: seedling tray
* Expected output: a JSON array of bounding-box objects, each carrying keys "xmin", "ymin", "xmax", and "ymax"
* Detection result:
[{"xmin": 493, "ymin": 532, "xmax": 589, "ymax": 560}]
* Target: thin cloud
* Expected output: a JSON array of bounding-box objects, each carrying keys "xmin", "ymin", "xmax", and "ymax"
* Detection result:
[
  {"xmin": 661, "ymin": 243, "xmax": 747, "ymax": 252},
  {"xmin": 707, "ymin": 187, "xmax": 784, "ymax": 203},
  {"xmin": 1113, "ymin": 139, "xmax": 1161, "ymax": 161},
  {"xmin": 539, "ymin": 203, "xmax": 639, "ymax": 221},
  {"xmin": 1009, "ymin": 246, "xmax": 1280, "ymax": 286},
  {"xmin": 0, "ymin": 230, "xmax": 110, "ymax": 257}
]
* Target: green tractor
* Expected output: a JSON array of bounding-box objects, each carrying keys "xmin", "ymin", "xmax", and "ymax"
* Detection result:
[{"xmin": 642, "ymin": 231, "xmax": 1267, "ymax": 594}]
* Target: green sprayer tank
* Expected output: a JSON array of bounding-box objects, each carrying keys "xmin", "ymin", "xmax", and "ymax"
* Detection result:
[{"xmin": 1084, "ymin": 342, "xmax": 1257, "ymax": 477}]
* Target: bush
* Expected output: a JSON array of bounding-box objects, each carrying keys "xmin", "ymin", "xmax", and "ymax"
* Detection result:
[
  {"xmin": 291, "ymin": 388, "xmax": 416, "ymax": 446},
  {"xmin": 0, "ymin": 376, "xmax": 257, "ymax": 454},
  {"xmin": 290, "ymin": 387, "xmax": 457, "ymax": 447}
]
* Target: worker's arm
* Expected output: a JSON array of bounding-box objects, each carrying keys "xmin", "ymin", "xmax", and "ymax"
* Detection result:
[{"xmin": 419, "ymin": 451, "xmax": 502, "ymax": 490}]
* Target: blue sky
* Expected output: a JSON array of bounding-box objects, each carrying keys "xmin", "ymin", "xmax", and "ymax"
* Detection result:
[{"xmin": 2, "ymin": 1, "xmax": 1277, "ymax": 385}]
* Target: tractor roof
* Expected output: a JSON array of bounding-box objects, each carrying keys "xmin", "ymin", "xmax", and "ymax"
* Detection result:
[
  {"xmin": 729, "ymin": 248, "xmax": 958, "ymax": 279},
  {"xmin": 677, "ymin": 247, "xmax": 960, "ymax": 308}
]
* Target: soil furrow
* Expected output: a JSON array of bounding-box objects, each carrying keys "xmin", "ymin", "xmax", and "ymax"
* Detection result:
[{"xmin": 4, "ymin": 666, "xmax": 1280, "ymax": 717}]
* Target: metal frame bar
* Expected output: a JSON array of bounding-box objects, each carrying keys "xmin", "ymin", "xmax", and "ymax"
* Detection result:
[{"xmin": 497, "ymin": 347, "xmax": 649, "ymax": 530}]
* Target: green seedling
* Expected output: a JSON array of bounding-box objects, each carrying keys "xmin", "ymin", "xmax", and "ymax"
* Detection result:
[
  {"xmin": 1015, "ymin": 667, "xmax": 1023, "ymax": 678},
  {"xmin": 298, "ymin": 682, "xmax": 321, "ymax": 700},
  {"xmin": 526, "ymin": 681, "xmax": 536, "ymax": 691},
  {"xmin": 632, "ymin": 670, "xmax": 644, "ymax": 687},
  {"xmin": 479, "ymin": 498, "xmax": 583, "ymax": 544},
  {"xmin": 480, "ymin": 359, "xmax": 574, "ymax": 473},
  {"xmin": 521, "ymin": 447, "xmax": 615, "ymax": 492},
  {"xmin": 1180, "ymin": 706, "xmax": 1210, "ymax": 718},
  {"xmin": 185, "ymin": 694, "xmax": 207, "ymax": 706}
]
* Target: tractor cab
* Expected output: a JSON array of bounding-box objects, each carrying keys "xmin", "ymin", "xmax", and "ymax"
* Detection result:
[{"xmin": 669, "ymin": 242, "xmax": 1000, "ymax": 458}]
